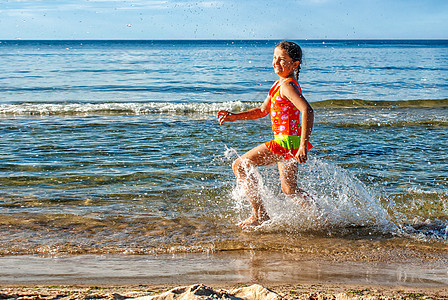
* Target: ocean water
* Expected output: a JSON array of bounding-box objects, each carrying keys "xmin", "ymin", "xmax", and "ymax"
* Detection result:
[{"xmin": 0, "ymin": 40, "xmax": 447, "ymax": 258}]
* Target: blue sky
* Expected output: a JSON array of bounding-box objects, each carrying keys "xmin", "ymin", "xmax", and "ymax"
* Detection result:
[{"xmin": 0, "ymin": 0, "xmax": 447, "ymax": 40}]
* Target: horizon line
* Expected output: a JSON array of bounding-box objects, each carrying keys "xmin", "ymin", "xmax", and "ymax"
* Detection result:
[{"xmin": 1, "ymin": 38, "xmax": 447, "ymax": 41}]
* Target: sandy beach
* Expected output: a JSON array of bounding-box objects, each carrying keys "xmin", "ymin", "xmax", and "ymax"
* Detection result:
[{"xmin": 1, "ymin": 282, "xmax": 447, "ymax": 299}]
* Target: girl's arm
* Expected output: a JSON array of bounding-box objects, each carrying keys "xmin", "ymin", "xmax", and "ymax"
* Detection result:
[
  {"xmin": 281, "ymin": 81, "xmax": 314, "ymax": 163},
  {"xmin": 217, "ymin": 95, "xmax": 270, "ymax": 125}
]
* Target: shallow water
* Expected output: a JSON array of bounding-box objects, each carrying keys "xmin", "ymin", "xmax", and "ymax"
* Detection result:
[
  {"xmin": 1, "ymin": 252, "xmax": 447, "ymax": 286},
  {"xmin": 0, "ymin": 106, "xmax": 447, "ymax": 256},
  {"xmin": 0, "ymin": 40, "xmax": 447, "ymax": 259}
]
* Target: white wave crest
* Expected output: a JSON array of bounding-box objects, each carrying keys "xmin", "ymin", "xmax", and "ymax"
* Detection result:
[{"xmin": 0, "ymin": 101, "xmax": 261, "ymax": 116}]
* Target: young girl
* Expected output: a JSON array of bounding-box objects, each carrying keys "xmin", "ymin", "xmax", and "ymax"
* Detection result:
[{"xmin": 217, "ymin": 41, "xmax": 314, "ymax": 228}]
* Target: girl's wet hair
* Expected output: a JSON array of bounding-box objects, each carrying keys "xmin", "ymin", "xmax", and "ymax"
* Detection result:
[{"xmin": 276, "ymin": 41, "xmax": 302, "ymax": 80}]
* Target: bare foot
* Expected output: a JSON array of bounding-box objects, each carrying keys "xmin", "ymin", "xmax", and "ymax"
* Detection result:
[
  {"xmin": 236, "ymin": 214, "xmax": 270, "ymax": 228},
  {"xmin": 295, "ymin": 190, "xmax": 317, "ymax": 209}
]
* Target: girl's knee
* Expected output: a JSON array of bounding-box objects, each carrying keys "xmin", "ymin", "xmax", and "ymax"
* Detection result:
[
  {"xmin": 232, "ymin": 158, "xmax": 243, "ymax": 177},
  {"xmin": 232, "ymin": 158, "xmax": 250, "ymax": 178}
]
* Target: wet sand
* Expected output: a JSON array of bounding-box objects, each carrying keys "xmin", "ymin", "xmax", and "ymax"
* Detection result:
[
  {"xmin": 1, "ymin": 283, "xmax": 448, "ymax": 300},
  {"xmin": 0, "ymin": 250, "xmax": 447, "ymax": 299},
  {"xmin": 1, "ymin": 252, "xmax": 447, "ymax": 286}
]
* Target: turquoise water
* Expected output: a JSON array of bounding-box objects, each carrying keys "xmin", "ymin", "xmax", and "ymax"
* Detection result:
[{"xmin": 0, "ymin": 40, "xmax": 447, "ymax": 256}]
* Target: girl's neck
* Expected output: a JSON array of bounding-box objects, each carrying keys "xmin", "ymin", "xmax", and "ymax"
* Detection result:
[{"xmin": 278, "ymin": 75, "xmax": 295, "ymax": 82}]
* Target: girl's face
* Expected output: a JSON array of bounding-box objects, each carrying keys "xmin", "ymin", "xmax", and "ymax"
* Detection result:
[{"xmin": 272, "ymin": 47, "xmax": 300, "ymax": 78}]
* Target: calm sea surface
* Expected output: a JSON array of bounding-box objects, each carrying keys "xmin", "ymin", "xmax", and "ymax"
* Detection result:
[{"xmin": 0, "ymin": 40, "xmax": 447, "ymax": 257}]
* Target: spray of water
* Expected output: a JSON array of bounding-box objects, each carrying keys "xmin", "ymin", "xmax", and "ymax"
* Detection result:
[{"xmin": 224, "ymin": 148, "xmax": 394, "ymax": 233}]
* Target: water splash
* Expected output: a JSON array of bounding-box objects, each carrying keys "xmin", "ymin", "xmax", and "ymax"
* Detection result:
[
  {"xmin": 299, "ymin": 158, "xmax": 392, "ymax": 228},
  {"xmin": 224, "ymin": 149, "xmax": 393, "ymax": 233},
  {"xmin": 223, "ymin": 153, "xmax": 448, "ymax": 242}
]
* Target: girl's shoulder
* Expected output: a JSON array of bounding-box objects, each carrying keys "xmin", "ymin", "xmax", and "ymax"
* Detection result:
[
  {"xmin": 281, "ymin": 78, "xmax": 299, "ymax": 87},
  {"xmin": 270, "ymin": 78, "xmax": 302, "ymax": 99},
  {"xmin": 279, "ymin": 78, "xmax": 302, "ymax": 95}
]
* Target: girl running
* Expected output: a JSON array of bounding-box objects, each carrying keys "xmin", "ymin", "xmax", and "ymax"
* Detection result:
[{"xmin": 217, "ymin": 41, "xmax": 314, "ymax": 228}]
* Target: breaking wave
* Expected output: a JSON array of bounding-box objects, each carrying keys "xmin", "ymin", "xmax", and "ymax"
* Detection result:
[{"xmin": 1, "ymin": 99, "xmax": 447, "ymax": 116}]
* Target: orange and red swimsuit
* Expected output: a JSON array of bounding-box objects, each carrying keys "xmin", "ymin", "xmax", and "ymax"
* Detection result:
[{"xmin": 265, "ymin": 78, "xmax": 312, "ymax": 159}]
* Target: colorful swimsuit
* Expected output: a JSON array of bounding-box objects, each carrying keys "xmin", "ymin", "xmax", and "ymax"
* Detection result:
[{"xmin": 265, "ymin": 78, "xmax": 312, "ymax": 159}]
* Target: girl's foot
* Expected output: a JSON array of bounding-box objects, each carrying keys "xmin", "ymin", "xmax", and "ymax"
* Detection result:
[
  {"xmin": 295, "ymin": 191, "xmax": 318, "ymax": 210},
  {"xmin": 236, "ymin": 214, "xmax": 270, "ymax": 228}
]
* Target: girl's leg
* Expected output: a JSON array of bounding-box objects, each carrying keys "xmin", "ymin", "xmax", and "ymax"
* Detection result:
[
  {"xmin": 233, "ymin": 143, "xmax": 282, "ymax": 227},
  {"xmin": 278, "ymin": 160, "xmax": 312, "ymax": 207}
]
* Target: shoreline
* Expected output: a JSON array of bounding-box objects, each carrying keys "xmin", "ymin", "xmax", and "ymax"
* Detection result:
[
  {"xmin": 0, "ymin": 250, "xmax": 447, "ymax": 298},
  {"xmin": 1, "ymin": 251, "xmax": 447, "ymax": 285}
]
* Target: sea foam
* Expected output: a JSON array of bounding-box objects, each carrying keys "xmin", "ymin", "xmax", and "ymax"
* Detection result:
[
  {"xmin": 1, "ymin": 99, "xmax": 447, "ymax": 116},
  {"xmin": 0, "ymin": 101, "xmax": 260, "ymax": 116}
]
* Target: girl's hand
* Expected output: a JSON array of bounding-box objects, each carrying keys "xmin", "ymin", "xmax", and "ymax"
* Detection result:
[
  {"xmin": 295, "ymin": 146, "xmax": 308, "ymax": 163},
  {"xmin": 217, "ymin": 110, "xmax": 233, "ymax": 125}
]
